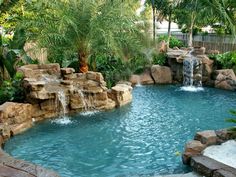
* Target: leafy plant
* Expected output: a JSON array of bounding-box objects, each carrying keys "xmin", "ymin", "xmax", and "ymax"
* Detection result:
[
  {"xmin": 21, "ymin": 0, "xmax": 146, "ymax": 72},
  {"xmin": 89, "ymin": 54, "xmax": 132, "ymax": 88},
  {"xmin": 215, "ymin": 51, "xmax": 236, "ymax": 72},
  {"xmin": 225, "ymin": 109, "xmax": 236, "ymax": 132},
  {"xmin": 158, "ymin": 35, "xmax": 184, "ymax": 48},
  {"xmin": 0, "ymin": 72, "xmax": 25, "ymax": 104},
  {"xmin": 152, "ymin": 53, "xmax": 167, "ymax": 65}
]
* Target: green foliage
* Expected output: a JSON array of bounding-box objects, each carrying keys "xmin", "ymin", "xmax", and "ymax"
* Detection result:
[
  {"xmin": 0, "ymin": 72, "xmax": 25, "ymax": 104},
  {"xmin": 215, "ymin": 51, "xmax": 236, "ymax": 72},
  {"xmin": 128, "ymin": 54, "xmax": 150, "ymax": 74},
  {"xmin": 158, "ymin": 35, "xmax": 184, "ymax": 48},
  {"xmin": 225, "ymin": 109, "xmax": 236, "ymax": 132},
  {"xmin": 89, "ymin": 54, "xmax": 132, "ymax": 88},
  {"xmin": 20, "ymin": 0, "xmax": 146, "ymax": 67},
  {"xmin": 152, "ymin": 53, "xmax": 167, "ymax": 65}
]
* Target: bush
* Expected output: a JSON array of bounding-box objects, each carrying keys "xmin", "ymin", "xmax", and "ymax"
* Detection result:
[
  {"xmin": 0, "ymin": 72, "xmax": 25, "ymax": 105},
  {"xmin": 128, "ymin": 54, "xmax": 150, "ymax": 74},
  {"xmin": 214, "ymin": 51, "xmax": 236, "ymax": 72},
  {"xmin": 158, "ymin": 35, "xmax": 184, "ymax": 48},
  {"xmin": 152, "ymin": 53, "xmax": 167, "ymax": 65},
  {"xmin": 89, "ymin": 54, "xmax": 132, "ymax": 88}
]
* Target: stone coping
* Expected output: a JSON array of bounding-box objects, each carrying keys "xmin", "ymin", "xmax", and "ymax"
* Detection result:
[
  {"xmin": 182, "ymin": 129, "xmax": 236, "ymax": 177},
  {"xmin": 0, "ymin": 146, "xmax": 59, "ymax": 177}
]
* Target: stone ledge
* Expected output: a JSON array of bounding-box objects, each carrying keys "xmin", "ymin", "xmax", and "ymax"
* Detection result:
[
  {"xmin": 0, "ymin": 148, "xmax": 59, "ymax": 177},
  {"xmin": 191, "ymin": 156, "xmax": 236, "ymax": 177}
]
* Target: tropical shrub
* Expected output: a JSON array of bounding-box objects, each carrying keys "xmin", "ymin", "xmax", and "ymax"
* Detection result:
[
  {"xmin": 89, "ymin": 54, "xmax": 132, "ymax": 88},
  {"xmin": 158, "ymin": 35, "xmax": 184, "ymax": 48},
  {"xmin": 225, "ymin": 109, "xmax": 236, "ymax": 132},
  {"xmin": 152, "ymin": 53, "xmax": 167, "ymax": 65},
  {"xmin": 0, "ymin": 72, "xmax": 25, "ymax": 104},
  {"xmin": 21, "ymin": 0, "xmax": 146, "ymax": 72},
  {"xmin": 128, "ymin": 54, "xmax": 150, "ymax": 74},
  {"xmin": 214, "ymin": 51, "xmax": 236, "ymax": 72}
]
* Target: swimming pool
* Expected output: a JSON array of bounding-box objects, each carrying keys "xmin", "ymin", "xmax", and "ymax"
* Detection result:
[{"xmin": 4, "ymin": 85, "xmax": 236, "ymax": 177}]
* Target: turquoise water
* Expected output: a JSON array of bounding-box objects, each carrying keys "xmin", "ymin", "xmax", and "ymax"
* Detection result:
[{"xmin": 4, "ymin": 85, "xmax": 236, "ymax": 177}]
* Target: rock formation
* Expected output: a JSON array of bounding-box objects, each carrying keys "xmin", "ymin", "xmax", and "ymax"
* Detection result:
[{"xmin": 17, "ymin": 64, "xmax": 132, "ymax": 122}]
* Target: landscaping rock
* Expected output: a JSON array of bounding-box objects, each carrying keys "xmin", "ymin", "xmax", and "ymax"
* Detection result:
[
  {"xmin": 0, "ymin": 102, "xmax": 32, "ymax": 125},
  {"xmin": 151, "ymin": 65, "xmax": 172, "ymax": 84},
  {"xmin": 214, "ymin": 69, "xmax": 236, "ymax": 91},
  {"xmin": 61, "ymin": 67, "xmax": 75, "ymax": 75},
  {"xmin": 182, "ymin": 140, "xmax": 206, "ymax": 165},
  {"xmin": 194, "ymin": 130, "xmax": 218, "ymax": 145},
  {"xmin": 130, "ymin": 70, "xmax": 154, "ymax": 85},
  {"xmin": 109, "ymin": 83, "xmax": 132, "ymax": 107}
]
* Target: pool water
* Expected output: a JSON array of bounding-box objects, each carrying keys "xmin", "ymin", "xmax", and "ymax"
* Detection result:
[{"xmin": 4, "ymin": 85, "xmax": 236, "ymax": 177}]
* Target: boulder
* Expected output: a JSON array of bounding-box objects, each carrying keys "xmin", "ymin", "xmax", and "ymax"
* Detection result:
[
  {"xmin": 130, "ymin": 71, "xmax": 154, "ymax": 85},
  {"xmin": 214, "ymin": 69, "xmax": 236, "ymax": 91},
  {"xmin": 109, "ymin": 84, "xmax": 132, "ymax": 107},
  {"xmin": 194, "ymin": 130, "xmax": 218, "ymax": 145},
  {"xmin": 182, "ymin": 140, "xmax": 206, "ymax": 165},
  {"xmin": 151, "ymin": 65, "xmax": 172, "ymax": 84},
  {"xmin": 0, "ymin": 102, "xmax": 32, "ymax": 125}
]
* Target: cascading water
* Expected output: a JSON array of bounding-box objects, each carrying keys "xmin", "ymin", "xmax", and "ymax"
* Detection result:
[
  {"xmin": 181, "ymin": 48, "xmax": 204, "ymax": 92},
  {"xmin": 57, "ymin": 90, "xmax": 67, "ymax": 117}
]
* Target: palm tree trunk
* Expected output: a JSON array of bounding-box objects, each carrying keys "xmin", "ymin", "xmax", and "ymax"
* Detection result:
[
  {"xmin": 78, "ymin": 51, "xmax": 88, "ymax": 73},
  {"xmin": 167, "ymin": 11, "xmax": 172, "ymax": 49}
]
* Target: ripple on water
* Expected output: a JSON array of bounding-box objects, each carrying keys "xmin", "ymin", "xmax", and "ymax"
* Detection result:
[{"xmin": 4, "ymin": 85, "xmax": 236, "ymax": 177}]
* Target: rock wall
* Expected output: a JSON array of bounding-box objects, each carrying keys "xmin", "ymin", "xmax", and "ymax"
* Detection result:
[
  {"xmin": 18, "ymin": 64, "xmax": 132, "ymax": 121},
  {"xmin": 167, "ymin": 47, "xmax": 214, "ymax": 86}
]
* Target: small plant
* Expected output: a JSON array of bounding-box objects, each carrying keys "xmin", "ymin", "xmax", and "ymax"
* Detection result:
[
  {"xmin": 152, "ymin": 53, "xmax": 167, "ymax": 66},
  {"xmin": 225, "ymin": 109, "xmax": 236, "ymax": 132},
  {"xmin": 158, "ymin": 35, "xmax": 184, "ymax": 48},
  {"xmin": 0, "ymin": 72, "xmax": 25, "ymax": 104}
]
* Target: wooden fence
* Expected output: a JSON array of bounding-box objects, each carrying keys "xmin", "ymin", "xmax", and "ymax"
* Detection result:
[
  {"xmin": 172, "ymin": 33, "xmax": 236, "ymax": 53},
  {"xmin": 24, "ymin": 42, "xmax": 47, "ymax": 64}
]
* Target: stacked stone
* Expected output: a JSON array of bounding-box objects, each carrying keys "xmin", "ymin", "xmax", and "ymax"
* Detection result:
[
  {"xmin": 182, "ymin": 130, "xmax": 236, "ymax": 177},
  {"xmin": 17, "ymin": 64, "xmax": 132, "ymax": 121}
]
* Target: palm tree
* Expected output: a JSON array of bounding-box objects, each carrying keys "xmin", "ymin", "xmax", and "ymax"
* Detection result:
[
  {"xmin": 21, "ymin": 0, "xmax": 145, "ymax": 73},
  {"xmin": 176, "ymin": 0, "xmax": 236, "ymax": 47}
]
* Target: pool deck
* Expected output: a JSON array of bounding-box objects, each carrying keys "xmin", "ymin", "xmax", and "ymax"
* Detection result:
[{"xmin": 0, "ymin": 148, "xmax": 59, "ymax": 177}]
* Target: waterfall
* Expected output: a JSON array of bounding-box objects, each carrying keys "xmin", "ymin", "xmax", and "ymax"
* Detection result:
[
  {"xmin": 77, "ymin": 90, "xmax": 88, "ymax": 111},
  {"xmin": 57, "ymin": 90, "xmax": 67, "ymax": 117},
  {"xmin": 136, "ymin": 76, "xmax": 143, "ymax": 87},
  {"xmin": 181, "ymin": 49, "xmax": 203, "ymax": 92}
]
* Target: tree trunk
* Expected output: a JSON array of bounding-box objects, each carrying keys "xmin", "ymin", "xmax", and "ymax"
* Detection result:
[
  {"xmin": 188, "ymin": 13, "xmax": 196, "ymax": 47},
  {"xmin": 78, "ymin": 51, "xmax": 88, "ymax": 73},
  {"xmin": 167, "ymin": 11, "xmax": 172, "ymax": 49},
  {"xmin": 152, "ymin": 0, "xmax": 156, "ymax": 42}
]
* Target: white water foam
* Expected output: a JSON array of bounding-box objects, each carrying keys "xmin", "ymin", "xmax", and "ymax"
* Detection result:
[
  {"xmin": 51, "ymin": 116, "xmax": 73, "ymax": 125},
  {"xmin": 179, "ymin": 86, "xmax": 204, "ymax": 92},
  {"xmin": 80, "ymin": 110, "xmax": 99, "ymax": 116},
  {"xmin": 203, "ymin": 140, "xmax": 236, "ymax": 168}
]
